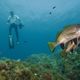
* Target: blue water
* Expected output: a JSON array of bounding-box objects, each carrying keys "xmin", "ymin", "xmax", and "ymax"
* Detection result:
[{"xmin": 0, "ymin": 0, "xmax": 80, "ymax": 59}]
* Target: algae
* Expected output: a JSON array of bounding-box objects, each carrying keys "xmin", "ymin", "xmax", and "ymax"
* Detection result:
[{"xmin": 0, "ymin": 50, "xmax": 80, "ymax": 80}]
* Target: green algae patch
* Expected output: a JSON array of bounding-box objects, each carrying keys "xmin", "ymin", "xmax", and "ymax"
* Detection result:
[{"xmin": 0, "ymin": 51, "xmax": 80, "ymax": 80}]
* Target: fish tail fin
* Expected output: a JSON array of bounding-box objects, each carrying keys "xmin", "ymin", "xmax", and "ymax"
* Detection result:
[{"xmin": 48, "ymin": 42, "xmax": 57, "ymax": 53}]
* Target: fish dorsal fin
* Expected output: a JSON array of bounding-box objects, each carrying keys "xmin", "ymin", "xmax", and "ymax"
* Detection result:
[
  {"xmin": 62, "ymin": 24, "xmax": 76, "ymax": 34},
  {"xmin": 55, "ymin": 25, "xmax": 70, "ymax": 41},
  {"xmin": 62, "ymin": 25, "xmax": 73, "ymax": 32},
  {"xmin": 56, "ymin": 25, "xmax": 71, "ymax": 39},
  {"xmin": 56, "ymin": 31, "xmax": 62, "ymax": 41},
  {"xmin": 55, "ymin": 24, "xmax": 76, "ymax": 41}
]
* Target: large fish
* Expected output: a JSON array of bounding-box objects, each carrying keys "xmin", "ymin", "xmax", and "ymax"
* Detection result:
[{"xmin": 48, "ymin": 24, "xmax": 80, "ymax": 54}]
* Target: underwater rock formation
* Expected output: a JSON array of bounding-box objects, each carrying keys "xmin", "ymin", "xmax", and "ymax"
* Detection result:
[{"xmin": 0, "ymin": 51, "xmax": 80, "ymax": 80}]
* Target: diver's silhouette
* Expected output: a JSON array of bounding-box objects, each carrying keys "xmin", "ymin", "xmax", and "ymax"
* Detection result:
[{"xmin": 7, "ymin": 11, "xmax": 24, "ymax": 48}]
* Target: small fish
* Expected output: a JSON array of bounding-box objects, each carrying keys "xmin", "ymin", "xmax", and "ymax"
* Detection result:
[
  {"xmin": 49, "ymin": 6, "xmax": 56, "ymax": 15},
  {"xmin": 49, "ymin": 12, "xmax": 52, "ymax": 15},
  {"xmin": 52, "ymin": 6, "xmax": 56, "ymax": 9},
  {"xmin": 48, "ymin": 24, "xmax": 80, "ymax": 55}
]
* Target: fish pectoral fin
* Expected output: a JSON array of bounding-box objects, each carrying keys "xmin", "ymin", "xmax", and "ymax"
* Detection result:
[
  {"xmin": 61, "ymin": 41, "xmax": 76, "ymax": 57},
  {"xmin": 66, "ymin": 41, "xmax": 75, "ymax": 52}
]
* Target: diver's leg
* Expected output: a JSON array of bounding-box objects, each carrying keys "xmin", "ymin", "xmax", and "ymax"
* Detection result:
[
  {"xmin": 9, "ymin": 25, "xmax": 12, "ymax": 37},
  {"xmin": 14, "ymin": 25, "xmax": 19, "ymax": 43},
  {"xmin": 9, "ymin": 25, "xmax": 14, "ymax": 48}
]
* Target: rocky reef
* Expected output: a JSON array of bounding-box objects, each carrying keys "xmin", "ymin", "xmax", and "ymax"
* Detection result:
[{"xmin": 0, "ymin": 49, "xmax": 80, "ymax": 80}]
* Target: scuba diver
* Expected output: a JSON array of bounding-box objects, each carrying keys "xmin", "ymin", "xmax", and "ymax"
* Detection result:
[{"xmin": 7, "ymin": 11, "xmax": 24, "ymax": 48}]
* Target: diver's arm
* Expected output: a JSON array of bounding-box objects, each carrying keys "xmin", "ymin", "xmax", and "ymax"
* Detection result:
[
  {"xmin": 15, "ymin": 15, "xmax": 22, "ymax": 23},
  {"xmin": 16, "ymin": 15, "xmax": 24, "ymax": 27}
]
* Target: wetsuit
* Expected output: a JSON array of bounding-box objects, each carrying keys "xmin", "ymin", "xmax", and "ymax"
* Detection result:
[{"xmin": 8, "ymin": 15, "xmax": 20, "ymax": 42}]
